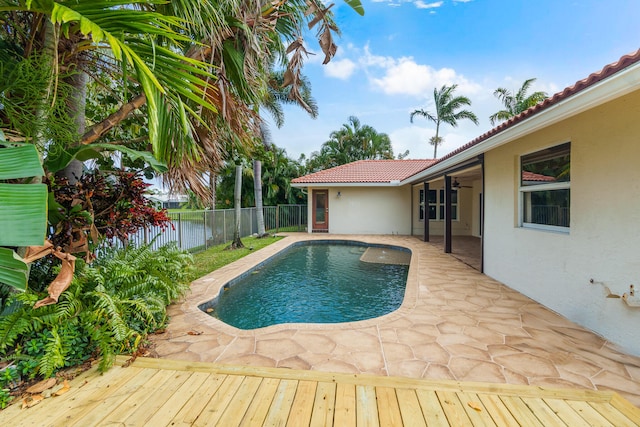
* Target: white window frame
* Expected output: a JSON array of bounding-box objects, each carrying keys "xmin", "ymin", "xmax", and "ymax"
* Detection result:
[{"xmin": 519, "ymin": 143, "xmax": 570, "ymax": 233}]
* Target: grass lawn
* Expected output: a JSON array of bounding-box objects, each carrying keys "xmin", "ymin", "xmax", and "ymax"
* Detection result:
[{"xmin": 187, "ymin": 235, "xmax": 283, "ymax": 281}]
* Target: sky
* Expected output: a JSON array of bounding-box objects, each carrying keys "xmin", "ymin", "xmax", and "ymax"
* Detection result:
[{"xmin": 265, "ymin": 0, "xmax": 640, "ymax": 161}]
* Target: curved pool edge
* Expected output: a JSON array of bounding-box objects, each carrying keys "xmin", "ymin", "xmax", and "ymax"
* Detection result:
[{"xmin": 184, "ymin": 234, "xmax": 421, "ymax": 337}]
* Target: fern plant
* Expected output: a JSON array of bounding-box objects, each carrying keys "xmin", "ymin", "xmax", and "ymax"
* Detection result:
[{"xmin": 0, "ymin": 242, "xmax": 193, "ymax": 379}]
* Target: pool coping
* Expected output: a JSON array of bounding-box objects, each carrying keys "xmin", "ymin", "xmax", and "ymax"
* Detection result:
[{"xmin": 186, "ymin": 234, "xmax": 421, "ymax": 337}]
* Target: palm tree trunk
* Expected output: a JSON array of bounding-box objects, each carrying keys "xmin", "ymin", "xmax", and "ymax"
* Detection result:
[
  {"xmin": 433, "ymin": 123, "xmax": 440, "ymax": 159},
  {"xmin": 253, "ymin": 159, "xmax": 267, "ymax": 237},
  {"xmin": 61, "ymin": 69, "xmax": 89, "ymax": 184},
  {"xmin": 227, "ymin": 164, "xmax": 244, "ymax": 249}
]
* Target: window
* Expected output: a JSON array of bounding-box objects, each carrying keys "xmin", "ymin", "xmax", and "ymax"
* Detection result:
[
  {"xmin": 419, "ymin": 188, "xmax": 458, "ymax": 221},
  {"xmin": 520, "ymin": 142, "xmax": 570, "ymax": 230}
]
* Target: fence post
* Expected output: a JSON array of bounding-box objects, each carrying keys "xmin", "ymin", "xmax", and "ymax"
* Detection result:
[
  {"xmin": 203, "ymin": 210, "xmax": 207, "ymax": 250},
  {"xmin": 178, "ymin": 212, "xmax": 183, "ymax": 249},
  {"xmin": 223, "ymin": 210, "xmax": 226, "ymax": 244},
  {"xmin": 144, "ymin": 227, "xmax": 149, "ymax": 245},
  {"xmin": 276, "ymin": 205, "xmax": 280, "ymax": 233}
]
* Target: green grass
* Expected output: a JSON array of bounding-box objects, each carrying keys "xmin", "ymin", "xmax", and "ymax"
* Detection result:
[{"xmin": 187, "ymin": 235, "xmax": 283, "ymax": 281}]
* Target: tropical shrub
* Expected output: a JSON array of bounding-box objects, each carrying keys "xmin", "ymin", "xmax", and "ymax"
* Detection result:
[{"xmin": 0, "ymin": 243, "xmax": 192, "ymax": 381}]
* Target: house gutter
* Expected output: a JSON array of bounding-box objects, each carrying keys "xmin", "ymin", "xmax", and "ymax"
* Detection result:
[
  {"xmin": 403, "ymin": 61, "xmax": 640, "ymax": 184},
  {"xmin": 291, "ymin": 180, "xmax": 404, "ymax": 188}
]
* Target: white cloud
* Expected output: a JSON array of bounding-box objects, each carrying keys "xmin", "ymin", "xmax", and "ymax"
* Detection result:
[
  {"xmin": 361, "ymin": 46, "xmax": 482, "ymax": 98},
  {"xmin": 324, "ymin": 58, "xmax": 357, "ymax": 79},
  {"xmin": 414, "ymin": 1, "xmax": 443, "ymax": 9}
]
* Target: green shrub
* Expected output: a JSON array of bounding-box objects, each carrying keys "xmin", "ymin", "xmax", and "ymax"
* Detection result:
[{"xmin": 0, "ymin": 243, "xmax": 192, "ymax": 379}]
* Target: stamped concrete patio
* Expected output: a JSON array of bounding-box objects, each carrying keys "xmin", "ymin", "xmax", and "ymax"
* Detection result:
[{"xmin": 150, "ymin": 233, "xmax": 640, "ymax": 407}]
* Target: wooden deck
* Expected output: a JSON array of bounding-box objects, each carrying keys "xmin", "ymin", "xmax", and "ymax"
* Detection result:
[{"xmin": 2, "ymin": 356, "xmax": 639, "ymax": 426}]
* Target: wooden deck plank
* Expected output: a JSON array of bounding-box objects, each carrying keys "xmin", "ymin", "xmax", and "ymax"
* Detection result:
[
  {"xmin": 47, "ymin": 366, "xmax": 151, "ymax": 427},
  {"xmin": 239, "ymin": 377, "xmax": 281, "ymax": 427},
  {"xmin": 457, "ymin": 391, "xmax": 499, "ymax": 426},
  {"xmin": 415, "ymin": 389, "xmax": 450, "ymax": 427},
  {"xmin": 543, "ymin": 398, "xmax": 592, "ymax": 427},
  {"xmin": 436, "ymin": 390, "xmax": 473, "ymax": 427},
  {"xmin": 588, "ymin": 400, "xmax": 640, "ymax": 427},
  {"xmin": 192, "ymin": 374, "xmax": 245, "ymax": 427},
  {"xmin": 65, "ymin": 368, "xmax": 161, "ymax": 427},
  {"xmin": 479, "ymin": 393, "xmax": 524, "ymax": 427},
  {"xmin": 262, "ymin": 379, "xmax": 298, "ymax": 426},
  {"xmin": 118, "ymin": 369, "xmax": 193, "ymax": 426},
  {"xmin": 566, "ymin": 400, "xmax": 616, "ymax": 427},
  {"xmin": 375, "ymin": 386, "xmax": 404, "ymax": 427},
  {"xmin": 309, "ymin": 381, "xmax": 337, "ymax": 427},
  {"xmin": 286, "ymin": 380, "xmax": 318, "ymax": 426},
  {"xmin": 217, "ymin": 376, "xmax": 264, "ymax": 426},
  {"xmin": 144, "ymin": 371, "xmax": 211, "ymax": 427},
  {"xmin": 497, "ymin": 396, "xmax": 544, "ymax": 427},
  {"xmin": 356, "ymin": 384, "xmax": 380, "ymax": 427},
  {"xmin": 395, "ymin": 387, "xmax": 427, "ymax": 427},
  {"xmin": 0, "ymin": 364, "xmax": 102, "ymax": 425},
  {"xmin": 334, "ymin": 382, "xmax": 357, "ymax": 427},
  {"xmin": 97, "ymin": 369, "xmax": 191, "ymax": 425},
  {"xmin": 609, "ymin": 393, "xmax": 640, "ymax": 425},
  {"xmin": 519, "ymin": 396, "xmax": 570, "ymax": 426},
  {"xmin": 168, "ymin": 373, "xmax": 228, "ymax": 426}
]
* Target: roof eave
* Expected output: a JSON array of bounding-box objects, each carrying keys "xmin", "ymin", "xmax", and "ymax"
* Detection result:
[
  {"xmin": 291, "ymin": 181, "xmax": 404, "ymax": 188},
  {"xmin": 409, "ymin": 61, "xmax": 640, "ymax": 183}
]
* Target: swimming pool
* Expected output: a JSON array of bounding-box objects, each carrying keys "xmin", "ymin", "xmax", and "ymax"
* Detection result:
[{"xmin": 200, "ymin": 241, "xmax": 410, "ymax": 329}]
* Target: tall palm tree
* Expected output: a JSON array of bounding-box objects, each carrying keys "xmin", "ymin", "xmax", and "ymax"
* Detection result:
[
  {"xmin": 489, "ymin": 78, "xmax": 548, "ymax": 126},
  {"xmin": 410, "ymin": 84, "xmax": 479, "ymax": 159}
]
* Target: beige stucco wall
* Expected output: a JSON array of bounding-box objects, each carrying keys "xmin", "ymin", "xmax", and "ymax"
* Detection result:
[
  {"xmin": 309, "ymin": 186, "xmax": 412, "ymax": 235},
  {"xmin": 483, "ymin": 90, "xmax": 640, "ymax": 356}
]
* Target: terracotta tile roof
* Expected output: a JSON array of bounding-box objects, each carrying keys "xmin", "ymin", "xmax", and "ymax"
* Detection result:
[
  {"xmin": 291, "ymin": 159, "xmax": 437, "ymax": 184},
  {"xmin": 435, "ymin": 49, "xmax": 640, "ymax": 165},
  {"xmin": 522, "ymin": 171, "xmax": 556, "ymax": 182}
]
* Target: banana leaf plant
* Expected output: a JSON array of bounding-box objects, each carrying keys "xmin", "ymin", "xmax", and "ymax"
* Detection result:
[{"xmin": 0, "ymin": 135, "xmax": 48, "ymax": 291}]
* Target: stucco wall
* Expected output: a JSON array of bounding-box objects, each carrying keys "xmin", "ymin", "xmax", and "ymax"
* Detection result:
[
  {"xmin": 311, "ymin": 186, "xmax": 412, "ymax": 235},
  {"xmin": 483, "ymin": 90, "xmax": 640, "ymax": 356}
]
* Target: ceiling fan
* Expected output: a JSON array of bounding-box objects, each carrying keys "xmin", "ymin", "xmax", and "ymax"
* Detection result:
[{"xmin": 452, "ymin": 178, "xmax": 472, "ymax": 189}]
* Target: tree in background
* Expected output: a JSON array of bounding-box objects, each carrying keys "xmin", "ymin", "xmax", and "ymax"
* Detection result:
[
  {"xmin": 410, "ymin": 85, "xmax": 479, "ymax": 159},
  {"xmin": 489, "ymin": 78, "xmax": 548, "ymax": 126},
  {"xmin": 306, "ymin": 116, "xmax": 393, "ymax": 172},
  {"xmin": 216, "ymin": 147, "xmax": 305, "ymax": 209}
]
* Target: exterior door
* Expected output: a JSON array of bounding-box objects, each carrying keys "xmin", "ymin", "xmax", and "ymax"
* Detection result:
[{"xmin": 312, "ymin": 190, "xmax": 329, "ymax": 232}]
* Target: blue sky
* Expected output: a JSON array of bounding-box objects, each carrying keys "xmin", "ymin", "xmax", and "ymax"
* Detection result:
[{"xmin": 266, "ymin": 0, "xmax": 640, "ymax": 160}]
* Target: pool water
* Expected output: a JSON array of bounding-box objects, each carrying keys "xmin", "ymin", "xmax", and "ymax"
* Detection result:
[{"xmin": 203, "ymin": 242, "xmax": 409, "ymax": 329}]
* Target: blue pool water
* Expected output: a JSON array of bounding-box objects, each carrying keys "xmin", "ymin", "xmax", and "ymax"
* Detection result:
[{"xmin": 201, "ymin": 242, "xmax": 409, "ymax": 329}]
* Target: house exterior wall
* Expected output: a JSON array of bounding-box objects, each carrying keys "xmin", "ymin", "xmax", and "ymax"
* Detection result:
[
  {"xmin": 309, "ymin": 186, "xmax": 412, "ymax": 235},
  {"xmin": 483, "ymin": 90, "xmax": 640, "ymax": 356}
]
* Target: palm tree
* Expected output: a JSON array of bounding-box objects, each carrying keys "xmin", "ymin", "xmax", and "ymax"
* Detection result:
[
  {"xmin": 410, "ymin": 84, "xmax": 479, "ymax": 159},
  {"xmin": 489, "ymin": 78, "xmax": 548, "ymax": 126},
  {"xmin": 307, "ymin": 116, "xmax": 393, "ymax": 171}
]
